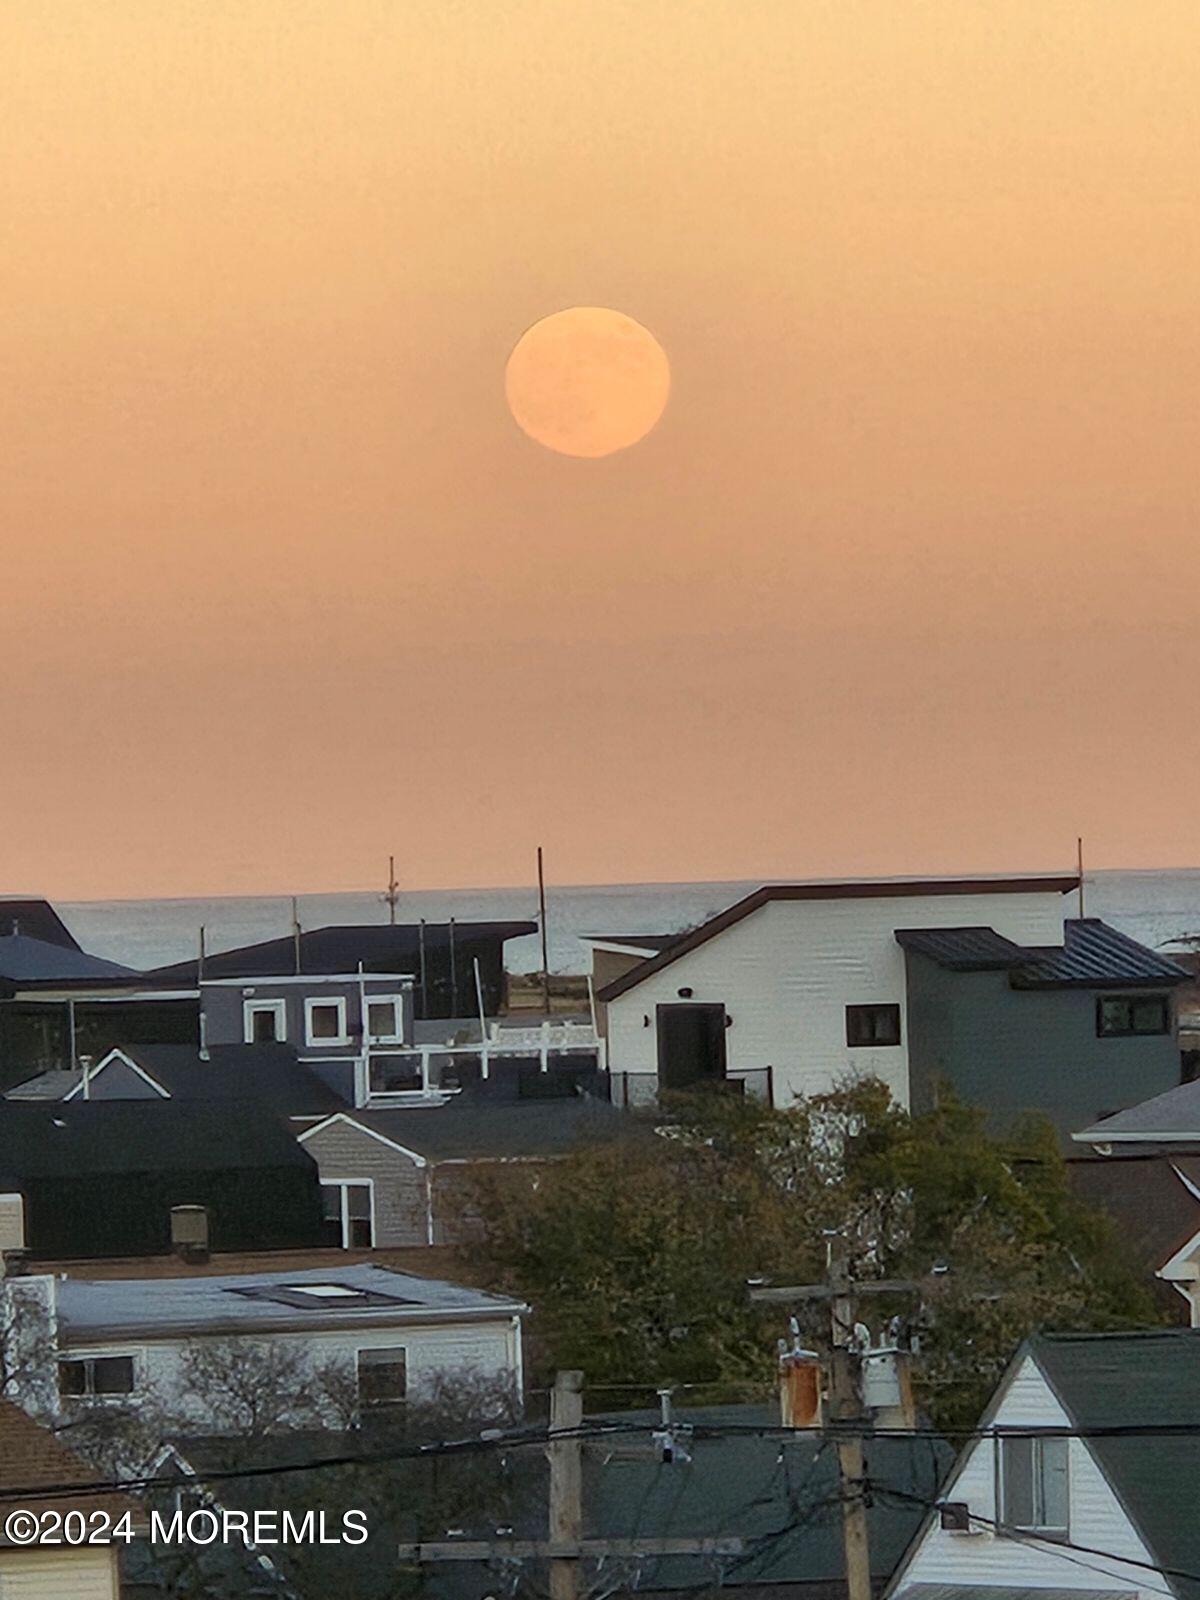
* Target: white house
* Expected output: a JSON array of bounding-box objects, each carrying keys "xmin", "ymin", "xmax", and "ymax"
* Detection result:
[
  {"xmin": 598, "ymin": 875, "xmax": 1081, "ymax": 1109},
  {"xmin": 2, "ymin": 1263, "xmax": 525, "ymax": 1431},
  {"xmin": 887, "ymin": 1329, "xmax": 1200, "ymax": 1600}
]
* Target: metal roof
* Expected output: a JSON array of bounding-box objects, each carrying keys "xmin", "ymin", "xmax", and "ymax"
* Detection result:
[
  {"xmin": 0, "ymin": 933, "xmax": 139, "ymax": 987},
  {"xmin": 1013, "ymin": 919, "xmax": 1188, "ymax": 988},
  {"xmin": 894, "ymin": 927, "xmax": 1028, "ymax": 970},
  {"xmin": 56, "ymin": 1262, "xmax": 525, "ymax": 1343}
]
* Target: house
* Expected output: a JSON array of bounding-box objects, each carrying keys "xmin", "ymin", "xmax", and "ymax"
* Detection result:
[
  {"xmin": 3, "ymin": 1262, "xmax": 525, "ymax": 1430},
  {"xmin": 0, "ymin": 1100, "xmax": 326, "ymax": 1258},
  {"xmin": 0, "ymin": 1398, "xmax": 141, "ymax": 1598},
  {"xmin": 887, "ymin": 1329, "xmax": 1200, "ymax": 1600},
  {"xmin": 144, "ymin": 920, "xmax": 537, "ymax": 1020},
  {"xmin": 297, "ymin": 1093, "xmax": 633, "ymax": 1247},
  {"xmin": 597, "ymin": 876, "xmax": 1187, "ymax": 1134}
]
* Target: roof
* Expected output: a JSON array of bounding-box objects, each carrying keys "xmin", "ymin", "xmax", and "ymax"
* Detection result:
[
  {"xmin": 55, "ymin": 1262, "xmax": 526, "ymax": 1342},
  {"xmin": 56, "ymin": 1043, "xmax": 348, "ymax": 1115},
  {"xmin": 1012, "ymin": 919, "xmax": 1188, "ymax": 988},
  {"xmin": 895, "ymin": 927, "xmax": 1029, "ymax": 970},
  {"xmin": 1031, "ymin": 1330, "xmax": 1200, "ymax": 1600},
  {"xmin": 6, "ymin": 1069, "xmax": 86, "ymax": 1101},
  {"xmin": 0, "ymin": 1099, "xmax": 317, "ymax": 1180},
  {"xmin": 0, "ymin": 898, "xmax": 80, "ymax": 950},
  {"xmin": 0, "ymin": 1400, "xmax": 140, "ymax": 1540},
  {"xmin": 597, "ymin": 876, "xmax": 1080, "ymax": 1001},
  {"xmin": 0, "ymin": 932, "xmax": 140, "ymax": 987},
  {"xmin": 583, "ymin": 933, "xmax": 681, "ymax": 952},
  {"xmin": 144, "ymin": 921, "xmax": 537, "ymax": 984},
  {"xmin": 305, "ymin": 1097, "xmax": 635, "ymax": 1162},
  {"xmin": 898, "ymin": 1589, "xmax": 1133, "ymax": 1600},
  {"xmin": 1074, "ymin": 1078, "xmax": 1200, "ymax": 1144},
  {"xmin": 1066, "ymin": 1153, "xmax": 1200, "ymax": 1280}
]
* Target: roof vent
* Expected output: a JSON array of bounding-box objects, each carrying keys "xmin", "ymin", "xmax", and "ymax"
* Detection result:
[{"xmin": 939, "ymin": 1502, "xmax": 982, "ymax": 1534}]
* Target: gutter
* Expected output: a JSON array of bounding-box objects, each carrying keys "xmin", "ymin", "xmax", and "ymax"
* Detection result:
[{"xmin": 59, "ymin": 1301, "xmax": 530, "ymax": 1346}]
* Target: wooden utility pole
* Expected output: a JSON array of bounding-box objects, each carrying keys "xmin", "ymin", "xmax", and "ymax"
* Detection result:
[
  {"xmin": 291, "ymin": 896, "xmax": 302, "ymax": 975},
  {"xmin": 1077, "ymin": 836, "xmax": 1086, "ymax": 917},
  {"xmin": 537, "ymin": 846, "xmax": 551, "ymax": 1015},
  {"xmin": 385, "ymin": 855, "xmax": 400, "ymax": 924},
  {"xmin": 396, "ymin": 1369, "xmax": 742, "ymax": 1587}
]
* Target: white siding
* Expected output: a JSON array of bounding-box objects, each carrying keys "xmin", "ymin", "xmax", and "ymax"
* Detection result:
[
  {"xmin": 607, "ymin": 890, "xmax": 1068, "ymax": 1108},
  {"xmin": 61, "ymin": 1316, "xmax": 521, "ymax": 1428},
  {"xmin": 0, "ymin": 1547, "xmax": 118, "ymax": 1600},
  {"xmin": 892, "ymin": 1354, "xmax": 1166, "ymax": 1599}
]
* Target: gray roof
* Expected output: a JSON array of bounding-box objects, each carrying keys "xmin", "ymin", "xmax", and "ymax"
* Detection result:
[
  {"xmin": 1074, "ymin": 1078, "xmax": 1200, "ymax": 1143},
  {"xmin": 312, "ymin": 1097, "xmax": 634, "ymax": 1161},
  {"xmin": 895, "ymin": 927, "xmax": 1028, "ymax": 970},
  {"xmin": 55, "ymin": 1262, "xmax": 525, "ymax": 1343},
  {"xmin": 1013, "ymin": 919, "xmax": 1188, "ymax": 988},
  {"xmin": 6, "ymin": 1070, "xmax": 86, "ymax": 1102},
  {"xmin": 0, "ymin": 934, "xmax": 139, "ymax": 986},
  {"xmin": 106, "ymin": 1043, "xmax": 346, "ymax": 1115},
  {"xmin": 0, "ymin": 900, "xmax": 80, "ymax": 951},
  {"xmin": 1031, "ymin": 1330, "xmax": 1200, "ymax": 1600}
]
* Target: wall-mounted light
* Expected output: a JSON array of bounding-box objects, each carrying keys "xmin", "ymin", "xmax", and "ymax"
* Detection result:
[
  {"xmin": 725, "ymin": 1015, "xmax": 733, "ymax": 1027},
  {"xmin": 643, "ymin": 1015, "xmax": 651, "ymax": 1027},
  {"xmin": 678, "ymin": 987, "xmax": 693, "ymax": 999}
]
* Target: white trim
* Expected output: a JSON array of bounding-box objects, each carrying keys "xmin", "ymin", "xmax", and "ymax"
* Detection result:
[
  {"xmin": 583, "ymin": 937, "xmax": 671, "ymax": 957},
  {"xmin": 298, "ymin": 1111, "xmax": 428, "ymax": 1165},
  {"xmin": 62, "ymin": 1047, "xmax": 170, "ymax": 1100},
  {"xmin": 243, "ymin": 998, "xmax": 287, "ymax": 1044},
  {"xmin": 364, "ymin": 993, "xmax": 406, "ymax": 1045},
  {"xmin": 305, "ymin": 995, "xmax": 349, "ymax": 1047},
  {"xmin": 319, "ymin": 1177, "xmax": 376, "ymax": 1249}
]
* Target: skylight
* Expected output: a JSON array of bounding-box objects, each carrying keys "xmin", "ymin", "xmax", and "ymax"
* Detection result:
[{"xmin": 285, "ymin": 1284, "xmax": 365, "ymax": 1299}]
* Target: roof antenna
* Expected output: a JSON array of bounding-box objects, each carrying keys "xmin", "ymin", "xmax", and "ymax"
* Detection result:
[
  {"xmin": 383, "ymin": 855, "xmax": 400, "ymax": 925},
  {"xmin": 1077, "ymin": 836, "xmax": 1085, "ymax": 918}
]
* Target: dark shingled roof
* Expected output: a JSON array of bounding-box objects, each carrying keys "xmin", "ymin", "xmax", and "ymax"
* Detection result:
[
  {"xmin": 1066, "ymin": 1153, "xmax": 1200, "ymax": 1287},
  {"xmin": 0, "ymin": 1099, "xmax": 316, "ymax": 1180},
  {"xmin": 1013, "ymin": 919, "xmax": 1189, "ymax": 988},
  {"xmin": 0, "ymin": 933, "xmax": 139, "ymax": 987},
  {"xmin": 310, "ymin": 1096, "xmax": 635, "ymax": 1161},
  {"xmin": 0, "ymin": 899, "xmax": 80, "ymax": 951},
  {"xmin": 102, "ymin": 1043, "xmax": 347, "ymax": 1115},
  {"xmin": 1033, "ymin": 1330, "xmax": 1200, "ymax": 1600},
  {"xmin": 894, "ymin": 927, "xmax": 1028, "ymax": 970},
  {"xmin": 144, "ymin": 921, "xmax": 536, "ymax": 984}
]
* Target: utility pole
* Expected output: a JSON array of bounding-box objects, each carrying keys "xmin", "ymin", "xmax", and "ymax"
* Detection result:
[
  {"xmin": 385, "ymin": 855, "xmax": 400, "ymax": 924},
  {"xmin": 396, "ymin": 1369, "xmax": 742, "ymax": 1586},
  {"xmin": 751, "ymin": 1249, "xmax": 927, "ymax": 1600},
  {"xmin": 537, "ymin": 845, "xmax": 551, "ymax": 1016}
]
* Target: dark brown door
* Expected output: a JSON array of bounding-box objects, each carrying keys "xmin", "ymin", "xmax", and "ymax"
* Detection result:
[{"xmin": 656, "ymin": 1004, "xmax": 727, "ymax": 1089}]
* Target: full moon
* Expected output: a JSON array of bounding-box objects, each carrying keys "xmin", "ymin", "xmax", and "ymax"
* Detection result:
[{"xmin": 504, "ymin": 307, "xmax": 670, "ymax": 458}]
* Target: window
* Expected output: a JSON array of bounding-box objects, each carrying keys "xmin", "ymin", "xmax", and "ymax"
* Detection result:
[
  {"xmin": 368, "ymin": 1052, "xmax": 426, "ymax": 1095},
  {"xmin": 58, "ymin": 1355, "xmax": 135, "ymax": 1399},
  {"xmin": 845, "ymin": 1004, "xmax": 902, "ymax": 1047},
  {"xmin": 999, "ymin": 1435, "xmax": 1068, "ymax": 1536},
  {"xmin": 305, "ymin": 996, "xmax": 349, "ymax": 1046},
  {"xmin": 243, "ymin": 999, "xmax": 287, "ymax": 1044},
  {"xmin": 366, "ymin": 996, "xmax": 404, "ymax": 1044},
  {"xmin": 321, "ymin": 1181, "xmax": 374, "ymax": 1248},
  {"xmin": 1096, "ymin": 994, "xmax": 1170, "ymax": 1038},
  {"xmin": 357, "ymin": 1347, "xmax": 407, "ymax": 1415}
]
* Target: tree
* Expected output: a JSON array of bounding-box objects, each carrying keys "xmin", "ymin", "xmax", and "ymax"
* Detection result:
[{"xmin": 464, "ymin": 1082, "xmax": 1160, "ymax": 1427}]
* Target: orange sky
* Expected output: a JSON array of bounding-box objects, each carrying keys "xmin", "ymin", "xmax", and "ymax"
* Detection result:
[{"xmin": 3, "ymin": 1, "xmax": 1198, "ymax": 899}]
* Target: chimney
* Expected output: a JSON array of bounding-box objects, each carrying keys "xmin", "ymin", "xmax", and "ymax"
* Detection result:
[{"xmin": 170, "ymin": 1205, "xmax": 210, "ymax": 1264}]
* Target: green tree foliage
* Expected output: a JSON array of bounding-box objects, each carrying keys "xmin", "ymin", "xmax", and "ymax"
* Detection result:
[{"xmin": 465, "ymin": 1083, "xmax": 1159, "ymax": 1429}]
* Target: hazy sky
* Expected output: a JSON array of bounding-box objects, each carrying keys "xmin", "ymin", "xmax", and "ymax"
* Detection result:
[{"xmin": 3, "ymin": 1, "xmax": 1198, "ymax": 899}]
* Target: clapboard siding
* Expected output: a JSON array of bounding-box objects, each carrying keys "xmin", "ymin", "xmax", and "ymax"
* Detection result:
[
  {"xmin": 0, "ymin": 1547, "xmax": 119, "ymax": 1600},
  {"xmin": 607, "ymin": 891, "xmax": 1068, "ymax": 1109},
  {"xmin": 892, "ymin": 1354, "xmax": 1159, "ymax": 1597},
  {"xmin": 300, "ymin": 1120, "xmax": 429, "ymax": 1246}
]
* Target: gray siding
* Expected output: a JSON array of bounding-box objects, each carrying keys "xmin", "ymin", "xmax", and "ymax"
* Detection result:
[
  {"xmin": 202, "ymin": 978, "xmax": 415, "ymax": 1063},
  {"xmin": 904, "ymin": 952, "xmax": 1183, "ymax": 1139},
  {"xmin": 301, "ymin": 1120, "xmax": 429, "ymax": 1246}
]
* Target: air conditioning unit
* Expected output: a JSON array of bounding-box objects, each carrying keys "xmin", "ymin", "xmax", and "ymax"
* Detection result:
[{"xmin": 939, "ymin": 1502, "xmax": 982, "ymax": 1534}]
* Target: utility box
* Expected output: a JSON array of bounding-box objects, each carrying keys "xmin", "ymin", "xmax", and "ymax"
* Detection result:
[
  {"xmin": 170, "ymin": 1205, "xmax": 211, "ymax": 1263},
  {"xmin": 779, "ymin": 1351, "xmax": 824, "ymax": 1429},
  {"xmin": 862, "ymin": 1347, "xmax": 916, "ymax": 1429}
]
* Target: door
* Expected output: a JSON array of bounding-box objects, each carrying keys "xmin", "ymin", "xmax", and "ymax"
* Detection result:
[{"xmin": 656, "ymin": 1004, "xmax": 727, "ymax": 1090}]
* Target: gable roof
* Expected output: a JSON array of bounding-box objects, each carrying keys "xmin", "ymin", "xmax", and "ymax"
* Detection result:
[
  {"xmin": 1074, "ymin": 1078, "xmax": 1200, "ymax": 1145},
  {"xmin": 1031, "ymin": 1330, "xmax": 1200, "ymax": 1599},
  {"xmin": 0, "ymin": 932, "xmax": 139, "ymax": 988},
  {"xmin": 1012, "ymin": 919, "xmax": 1188, "ymax": 989},
  {"xmin": 0, "ymin": 1099, "xmax": 317, "ymax": 1180},
  {"xmin": 0, "ymin": 1400, "xmax": 140, "ymax": 1539},
  {"xmin": 144, "ymin": 921, "xmax": 536, "ymax": 984},
  {"xmin": 70, "ymin": 1043, "xmax": 347, "ymax": 1115},
  {"xmin": 302, "ymin": 1096, "xmax": 635, "ymax": 1163},
  {"xmin": 598, "ymin": 876, "xmax": 1080, "ymax": 1001},
  {"xmin": 0, "ymin": 899, "xmax": 80, "ymax": 951}
]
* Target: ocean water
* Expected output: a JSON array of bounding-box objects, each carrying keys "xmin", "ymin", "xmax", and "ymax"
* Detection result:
[{"xmin": 55, "ymin": 869, "xmax": 1200, "ymax": 976}]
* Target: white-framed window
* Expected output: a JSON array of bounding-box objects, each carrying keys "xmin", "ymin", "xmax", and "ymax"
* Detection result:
[
  {"xmin": 357, "ymin": 1346, "xmax": 407, "ymax": 1417},
  {"xmin": 305, "ymin": 995, "xmax": 349, "ymax": 1046},
  {"xmin": 321, "ymin": 1180, "xmax": 374, "ymax": 1248},
  {"xmin": 365, "ymin": 995, "xmax": 405, "ymax": 1045},
  {"xmin": 998, "ymin": 1433, "xmax": 1069, "ymax": 1537},
  {"xmin": 243, "ymin": 999, "xmax": 287, "ymax": 1044},
  {"xmin": 58, "ymin": 1354, "xmax": 135, "ymax": 1400}
]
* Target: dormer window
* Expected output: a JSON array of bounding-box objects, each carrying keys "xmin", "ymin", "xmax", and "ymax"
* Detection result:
[
  {"xmin": 244, "ymin": 999, "xmax": 287, "ymax": 1044},
  {"xmin": 305, "ymin": 996, "xmax": 349, "ymax": 1047},
  {"xmin": 366, "ymin": 996, "xmax": 404, "ymax": 1044}
]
